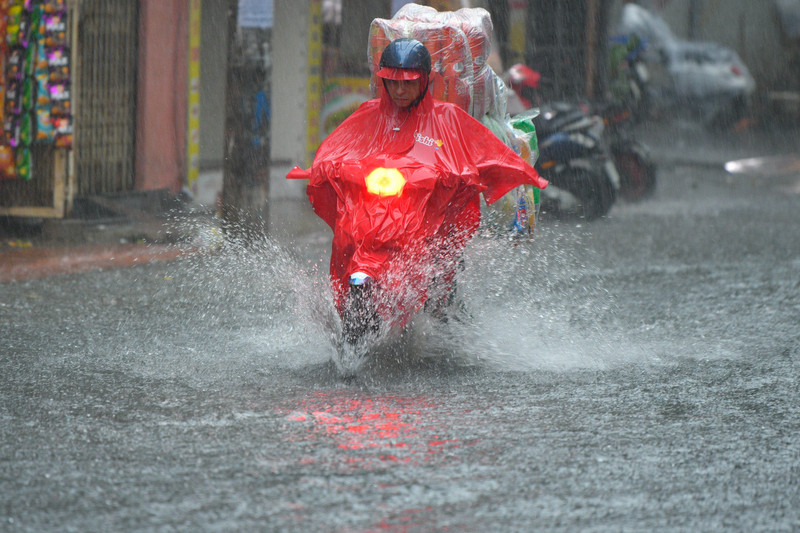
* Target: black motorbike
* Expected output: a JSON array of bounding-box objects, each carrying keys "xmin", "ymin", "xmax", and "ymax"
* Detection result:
[
  {"xmin": 594, "ymin": 100, "xmax": 657, "ymax": 201},
  {"xmin": 532, "ymin": 101, "xmax": 619, "ymax": 220},
  {"xmin": 507, "ymin": 62, "xmax": 657, "ymax": 210}
]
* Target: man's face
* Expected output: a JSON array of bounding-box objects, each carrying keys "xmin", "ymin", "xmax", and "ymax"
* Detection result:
[{"xmin": 385, "ymin": 78, "xmax": 422, "ymax": 109}]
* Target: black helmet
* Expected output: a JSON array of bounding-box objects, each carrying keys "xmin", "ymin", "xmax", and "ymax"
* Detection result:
[{"xmin": 377, "ymin": 38, "xmax": 431, "ymax": 79}]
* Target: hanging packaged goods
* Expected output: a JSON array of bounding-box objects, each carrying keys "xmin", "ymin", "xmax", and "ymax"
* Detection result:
[{"xmin": 1, "ymin": 0, "xmax": 72, "ymax": 181}]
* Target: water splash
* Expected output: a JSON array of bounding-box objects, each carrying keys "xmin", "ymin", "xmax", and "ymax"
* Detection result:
[
  {"xmin": 314, "ymin": 224, "xmax": 651, "ymax": 377},
  {"xmin": 138, "ymin": 217, "xmax": 658, "ymax": 380}
]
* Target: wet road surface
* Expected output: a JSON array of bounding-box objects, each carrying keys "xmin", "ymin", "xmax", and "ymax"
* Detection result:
[{"xmin": 2, "ymin": 131, "xmax": 800, "ymax": 531}]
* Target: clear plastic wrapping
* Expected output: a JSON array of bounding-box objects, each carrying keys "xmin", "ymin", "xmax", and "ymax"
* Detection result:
[
  {"xmin": 367, "ymin": 3, "xmax": 541, "ymax": 236},
  {"xmin": 369, "ymin": 4, "xmax": 498, "ymax": 119}
]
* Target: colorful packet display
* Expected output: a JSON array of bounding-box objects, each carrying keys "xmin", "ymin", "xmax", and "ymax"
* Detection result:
[
  {"xmin": 18, "ymin": 110, "xmax": 31, "ymax": 145},
  {"xmin": 44, "ymin": 45, "xmax": 67, "ymax": 80},
  {"xmin": 6, "ymin": 4, "xmax": 23, "ymax": 48},
  {"xmin": 0, "ymin": 49, "xmax": 4, "ymax": 139},
  {"xmin": 15, "ymin": 145, "xmax": 30, "ymax": 180},
  {"xmin": 3, "ymin": 114, "xmax": 15, "ymax": 142},
  {"xmin": 40, "ymin": 8, "xmax": 71, "ymax": 144},
  {"xmin": 0, "ymin": 1, "xmax": 14, "ymax": 177},
  {"xmin": 13, "ymin": 8, "xmax": 30, "ymax": 49},
  {"xmin": 6, "ymin": 46, "xmax": 23, "ymax": 79},
  {"xmin": 20, "ymin": 74, "xmax": 33, "ymax": 110},
  {"xmin": 34, "ymin": 105, "xmax": 52, "ymax": 141},
  {"xmin": 52, "ymin": 113, "xmax": 70, "ymax": 147},
  {"xmin": 5, "ymin": 116, "xmax": 20, "ymax": 148},
  {"xmin": 35, "ymin": 72, "xmax": 48, "ymax": 105},
  {"xmin": 1, "ymin": 0, "xmax": 72, "ymax": 180},
  {"xmin": 42, "ymin": 11, "xmax": 65, "ymax": 47},
  {"xmin": 41, "ymin": 0, "xmax": 65, "ymax": 14},
  {"xmin": 48, "ymin": 80, "xmax": 68, "ymax": 114},
  {"xmin": 0, "ymin": 144, "xmax": 17, "ymax": 180},
  {"xmin": 33, "ymin": 31, "xmax": 46, "ymax": 69},
  {"xmin": 33, "ymin": 40, "xmax": 49, "ymax": 107},
  {"xmin": 5, "ymin": 78, "xmax": 21, "ymax": 115}
]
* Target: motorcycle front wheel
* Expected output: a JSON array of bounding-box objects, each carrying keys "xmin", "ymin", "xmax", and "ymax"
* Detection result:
[{"xmin": 342, "ymin": 282, "xmax": 380, "ymax": 345}]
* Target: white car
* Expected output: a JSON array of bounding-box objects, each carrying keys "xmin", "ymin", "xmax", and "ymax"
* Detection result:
[{"xmin": 617, "ymin": 4, "xmax": 755, "ymax": 126}]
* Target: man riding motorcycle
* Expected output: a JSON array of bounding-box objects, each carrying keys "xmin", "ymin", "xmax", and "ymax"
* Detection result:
[{"xmin": 288, "ymin": 38, "xmax": 548, "ymax": 338}]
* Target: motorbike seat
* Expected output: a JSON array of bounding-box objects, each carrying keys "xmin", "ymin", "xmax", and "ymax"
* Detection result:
[{"xmin": 533, "ymin": 102, "xmax": 591, "ymax": 137}]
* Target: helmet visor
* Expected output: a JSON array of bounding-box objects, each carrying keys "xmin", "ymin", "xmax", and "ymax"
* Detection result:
[{"xmin": 376, "ymin": 67, "xmax": 421, "ymax": 81}]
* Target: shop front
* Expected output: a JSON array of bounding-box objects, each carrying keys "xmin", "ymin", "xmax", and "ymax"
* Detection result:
[
  {"xmin": 0, "ymin": 0, "xmax": 187, "ymax": 220},
  {"xmin": 0, "ymin": 0, "xmax": 74, "ymax": 217}
]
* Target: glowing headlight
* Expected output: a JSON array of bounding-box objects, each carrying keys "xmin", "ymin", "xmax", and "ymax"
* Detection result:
[{"xmin": 365, "ymin": 167, "xmax": 406, "ymax": 197}]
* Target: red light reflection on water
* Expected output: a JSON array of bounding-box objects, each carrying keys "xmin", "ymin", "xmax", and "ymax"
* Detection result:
[
  {"xmin": 280, "ymin": 392, "xmax": 463, "ymax": 466},
  {"xmin": 277, "ymin": 393, "xmax": 473, "ymax": 531}
]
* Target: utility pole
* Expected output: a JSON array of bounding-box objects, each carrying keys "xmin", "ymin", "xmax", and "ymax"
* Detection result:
[
  {"xmin": 585, "ymin": 0, "xmax": 599, "ymax": 99},
  {"xmin": 688, "ymin": 0, "xmax": 699, "ymax": 40},
  {"xmin": 486, "ymin": 0, "xmax": 511, "ymax": 68},
  {"xmin": 222, "ymin": 0, "xmax": 272, "ymax": 243}
]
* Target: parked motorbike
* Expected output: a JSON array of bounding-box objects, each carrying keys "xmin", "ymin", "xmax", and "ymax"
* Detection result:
[
  {"xmin": 607, "ymin": 34, "xmax": 651, "ymax": 122},
  {"xmin": 531, "ymin": 102, "xmax": 619, "ymax": 220},
  {"xmin": 593, "ymin": 100, "xmax": 657, "ymax": 201},
  {"xmin": 506, "ymin": 63, "xmax": 656, "ymax": 207}
]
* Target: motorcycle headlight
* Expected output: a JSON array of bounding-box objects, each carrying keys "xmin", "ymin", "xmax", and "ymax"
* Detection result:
[{"xmin": 365, "ymin": 167, "xmax": 406, "ymax": 197}]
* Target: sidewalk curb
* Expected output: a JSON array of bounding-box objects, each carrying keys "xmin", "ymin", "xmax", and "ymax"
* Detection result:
[{"xmin": 0, "ymin": 243, "xmax": 199, "ymax": 283}]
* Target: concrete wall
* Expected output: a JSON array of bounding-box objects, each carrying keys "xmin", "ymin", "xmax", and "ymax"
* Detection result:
[
  {"xmin": 271, "ymin": 1, "xmax": 311, "ymax": 166},
  {"xmin": 199, "ymin": 0, "xmax": 228, "ymax": 170},
  {"xmin": 270, "ymin": 0, "xmax": 313, "ymax": 201}
]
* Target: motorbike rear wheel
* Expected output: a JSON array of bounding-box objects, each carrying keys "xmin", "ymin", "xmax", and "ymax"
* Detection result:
[
  {"xmin": 613, "ymin": 143, "xmax": 657, "ymax": 201},
  {"xmin": 556, "ymin": 167, "xmax": 616, "ymax": 221}
]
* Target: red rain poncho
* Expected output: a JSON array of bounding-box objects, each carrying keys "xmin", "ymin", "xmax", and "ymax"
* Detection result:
[{"xmin": 287, "ymin": 88, "xmax": 548, "ymax": 313}]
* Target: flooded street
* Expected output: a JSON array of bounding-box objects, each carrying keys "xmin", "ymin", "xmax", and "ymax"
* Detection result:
[{"xmin": 2, "ymin": 124, "xmax": 800, "ymax": 531}]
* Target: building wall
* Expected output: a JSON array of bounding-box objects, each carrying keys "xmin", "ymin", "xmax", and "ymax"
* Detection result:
[
  {"xmin": 135, "ymin": 0, "xmax": 189, "ymax": 194},
  {"xmin": 271, "ymin": 1, "xmax": 311, "ymax": 167},
  {"xmin": 199, "ymin": 0, "xmax": 229, "ymax": 170},
  {"xmin": 270, "ymin": 0, "xmax": 314, "ymax": 201}
]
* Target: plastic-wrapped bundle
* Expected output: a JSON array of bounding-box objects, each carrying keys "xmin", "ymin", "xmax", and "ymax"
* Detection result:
[
  {"xmin": 391, "ymin": 3, "xmax": 436, "ymax": 22},
  {"xmin": 462, "ymin": 12, "xmax": 496, "ymax": 118},
  {"xmin": 371, "ymin": 4, "xmax": 497, "ymax": 118},
  {"xmin": 369, "ymin": 17, "xmax": 473, "ymax": 113},
  {"xmin": 420, "ymin": 6, "xmax": 495, "ymax": 118},
  {"xmin": 485, "ymin": 66, "xmax": 509, "ymax": 120},
  {"xmin": 480, "ymin": 109, "xmax": 540, "ymax": 236},
  {"xmin": 370, "ymin": 4, "xmax": 504, "ymax": 118}
]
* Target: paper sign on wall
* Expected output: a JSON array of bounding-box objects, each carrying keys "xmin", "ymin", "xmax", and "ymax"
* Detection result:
[{"xmin": 237, "ymin": 0, "xmax": 273, "ymax": 29}]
